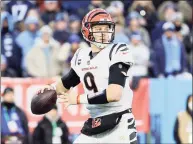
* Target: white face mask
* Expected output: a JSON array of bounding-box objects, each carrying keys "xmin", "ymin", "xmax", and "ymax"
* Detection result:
[{"xmin": 188, "ymin": 102, "xmax": 192, "ymax": 111}]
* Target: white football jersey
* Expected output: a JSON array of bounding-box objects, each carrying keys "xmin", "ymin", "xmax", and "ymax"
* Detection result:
[{"xmin": 71, "ymin": 43, "xmax": 134, "ymax": 118}]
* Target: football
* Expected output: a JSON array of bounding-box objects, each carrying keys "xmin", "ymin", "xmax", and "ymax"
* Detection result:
[{"xmin": 31, "ymin": 89, "xmax": 57, "ymax": 115}]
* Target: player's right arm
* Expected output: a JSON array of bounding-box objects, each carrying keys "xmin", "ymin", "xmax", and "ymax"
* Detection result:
[
  {"xmin": 39, "ymin": 68, "xmax": 80, "ymax": 94},
  {"xmin": 40, "ymin": 48, "xmax": 81, "ymax": 94}
]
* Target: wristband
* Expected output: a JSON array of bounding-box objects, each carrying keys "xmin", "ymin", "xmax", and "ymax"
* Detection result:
[
  {"xmin": 77, "ymin": 90, "xmax": 108, "ymax": 104},
  {"xmin": 77, "ymin": 94, "xmax": 89, "ymax": 104},
  {"xmin": 87, "ymin": 90, "xmax": 108, "ymax": 104}
]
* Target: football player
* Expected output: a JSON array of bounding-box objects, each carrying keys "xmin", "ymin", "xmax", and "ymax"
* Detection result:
[{"xmin": 40, "ymin": 8, "xmax": 137, "ymax": 143}]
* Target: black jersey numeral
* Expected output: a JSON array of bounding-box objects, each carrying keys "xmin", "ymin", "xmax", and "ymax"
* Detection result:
[{"xmin": 83, "ymin": 72, "xmax": 98, "ymax": 92}]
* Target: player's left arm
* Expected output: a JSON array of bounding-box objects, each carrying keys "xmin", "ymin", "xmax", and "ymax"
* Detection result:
[{"xmin": 107, "ymin": 62, "xmax": 131, "ymax": 102}]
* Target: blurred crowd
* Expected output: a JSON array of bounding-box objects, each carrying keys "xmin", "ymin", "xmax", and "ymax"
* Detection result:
[
  {"xmin": 1, "ymin": 0, "xmax": 193, "ymax": 79},
  {"xmin": 1, "ymin": 1, "xmax": 192, "ymax": 143},
  {"xmin": 1, "ymin": 87, "xmax": 71, "ymax": 144}
]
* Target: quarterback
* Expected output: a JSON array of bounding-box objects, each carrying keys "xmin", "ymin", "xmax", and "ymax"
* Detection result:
[{"xmin": 40, "ymin": 8, "xmax": 137, "ymax": 143}]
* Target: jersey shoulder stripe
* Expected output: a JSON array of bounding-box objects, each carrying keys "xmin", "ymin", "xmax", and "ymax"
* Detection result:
[
  {"xmin": 109, "ymin": 43, "xmax": 134, "ymax": 67},
  {"xmin": 115, "ymin": 44, "xmax": 127, "ymax": 54},
  {"xmin": 109, "ymin": 43, "xmax": 128, "ymax": 60},
  {"xmin": 109, "ymin": 43, "xmax": 118, "ymax": 60}
]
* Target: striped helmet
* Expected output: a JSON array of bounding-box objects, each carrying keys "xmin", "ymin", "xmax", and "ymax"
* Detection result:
[{"xmin": 81, "ymin": 8, "xmax": 115, "ymax": 49}]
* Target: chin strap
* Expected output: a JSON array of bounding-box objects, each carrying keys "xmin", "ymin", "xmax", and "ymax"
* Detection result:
[{"xmin": 91, "ymin": 41, "xmax": 110, "ymax": 49}]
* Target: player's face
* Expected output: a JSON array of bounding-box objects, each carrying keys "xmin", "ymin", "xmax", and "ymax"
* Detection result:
[{"xmin": 92, "ymin": 25, "xmax": 112, "ymax": 43}]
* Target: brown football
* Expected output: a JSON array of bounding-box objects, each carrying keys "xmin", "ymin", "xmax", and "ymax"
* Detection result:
[{"xmin": 31, "ymin": 89, "xmax": 57, "ymax": 115}]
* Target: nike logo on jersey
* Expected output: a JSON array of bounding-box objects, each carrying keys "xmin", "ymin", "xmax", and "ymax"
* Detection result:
[{"xmin": 122, "ymin": 52, "xmax": 129, "ymax": 55}]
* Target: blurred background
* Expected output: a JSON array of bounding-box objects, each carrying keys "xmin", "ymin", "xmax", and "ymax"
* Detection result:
[{"xmin": 1, "ymin": 0, "xmax": 192, "ymax": 144}]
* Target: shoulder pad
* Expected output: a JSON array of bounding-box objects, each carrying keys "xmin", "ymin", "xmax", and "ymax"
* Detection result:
[
  {"xmin": 110, "ymin": 43, "xmax": 134, "ymax": 66},
  {"xmin": 71, "ymin": 48, "xmax": 83, "ymax": 69}
]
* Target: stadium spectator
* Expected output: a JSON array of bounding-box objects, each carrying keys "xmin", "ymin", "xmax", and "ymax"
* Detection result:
[
  {"xmin": 67, "ymin": 34, "xmax": 84, "ymax": 61},
  {"xmin": 69, "ymin": 15, "xmax": 82, "ymax": 38},
  {"xmin": 27, "ymin": 8, "xmax": 44, "ymax": 28},
  {"xmin": 106, "ymin": 1, "xmax": 127, "ymax": 44},
  {"xmin": 158, "ymin": 1, "xmax": 192, "ymax": 25},
  {"xmin": 128, "ymin": 31, "xmax": 150, "ymax": 77},
  {"xmin": 1, "ymin": 11, "xmax": 22, "ymax": 77},
  {"xmin": 183, "ymin": 29, "xmax": 193, "ymax": 73},
  {"xmin": 157, "ymin": 1, "xmax": 178, "ymax": 22},
  {"xmin": 14, "ymin": 20, "xmax": 25, "ymax": 35},
  {"xmin": 59, "ymin": 34, "xmax": 89, "ymax": 75},
  {"xmin": 125, "ymin": 11, "xmax": 151, "ymax": 48},
  {"xmin": 61, "ymin": 1, "xmax": 90, "ymax": 18},
  {"xmin": 1, "ymin": 11, "xmax": 14, "ymax": 36},
  {"xmin": 153, "ymin": 1, "xmax": 192, "ymax": 40},
  {"xmin": 174, "ymin": 94, "xmax": 193, "ymax": 144},
  {"xmin": 128, "ymin": 1, "xmax": 158, "ymax": 32},
  {"xmin": 53, "ymin": 12, "xmax": 70, "ymax": 45},
  {"xmin": 106, "ymin": 1, "xmax": 124, "ymax": 22},
  {"xmin": 26, "ymin": 25, "xmax": 62, "ymax": 77},
  {"xmin": 6, "ymin": 0, "xmax": 35, "ymax": 23},
  {"xmin": 15, "ymin": 15, "xmax": 40, "ymax": 76},
  {"xmin": 171, "ymin": 12, "xmax": 190, "ymax": 41},
  {"xmin": 177, "ymin": 1, "xmax": 192, "ymax": 26},
  {"xmin": 1, "ymin": 87, "xmax": 29, "ymax": 144},
  {"xmin": 41, "ymin": 1, "xmax": 61, "ymax": 25},
  {"xmin": 152, "ymin": 2, "xmax": 177, "ymax": 42},
  {"xmin": 1, "ymin": 55, "xmax": 17, "ymax": 77},
  {"xmin": 88, "ymin": 0, "xmax": 105, "ymax": 11},
  {"xmin": 113, "ymin": 16, "xmax": 129, "ymax": 44},
  {"xmin": 152, "ymin": 22, "xmax": 187, "ymax": 78},
  {"xmin": 109, "ymin": 1, "xmax": 124, "ymax": 17},
  {"xmin": 33, "ymin": 105, "xmax": 71, "ymax": 144},
  {"xmin": 1, "ymin": 1, "xmax": 6, "ymax": 12}
]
